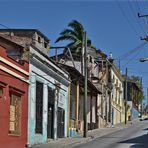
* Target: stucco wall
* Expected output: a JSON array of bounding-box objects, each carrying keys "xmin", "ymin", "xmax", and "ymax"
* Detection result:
[{"xmin": 28, "ymin": 47, "xmax": 69, "ymax": 145}]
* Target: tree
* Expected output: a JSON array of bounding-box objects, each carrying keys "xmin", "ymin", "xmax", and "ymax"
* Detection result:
[
  {"xmin": 129, "ymin": 76, "xmax": 144, "ymax": 105},
  {"xmin": 55, "ymin": 20, "xmax": 95, "ymax": 54}
]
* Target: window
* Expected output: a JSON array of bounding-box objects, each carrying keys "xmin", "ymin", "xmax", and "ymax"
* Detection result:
[
  {"xmin": 38, "ymin": 36, "xmax": 41, "ymax": 43},
  {"xmin": 7, "ymin": 48, "xmax": 22, "ymax": 61},
  {"xmin": 112, "ymin": 75, "xmax": 115, "ymax": 83},
  {"xmin": 9, "ymin": 93, "xmax": 21, "ymax": 135},
  {"xmin": 44, "ymin": 42, "xmax": 47, "ymax": 48},
  {"xmin": 35, "ymin": 81, "xmax": 43, "ymax": 134},
  {"xmin": 115, "ymin": 89, "xmax": 117, "ymax": 102},
  {"xmin": 119, "ymin": 92, "xmax": 120, "ymax": 105}
]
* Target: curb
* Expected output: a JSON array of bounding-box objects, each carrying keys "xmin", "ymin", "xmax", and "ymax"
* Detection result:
[{"xmin": 32, "ymin": 120, "xmax": 140, "ymax": 148}]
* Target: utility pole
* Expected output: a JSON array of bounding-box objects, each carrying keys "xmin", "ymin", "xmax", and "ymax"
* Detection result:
[
  {"xmin": 138, "ymin": 13, "xmax": 148, "ymax": 116},
  {"xmin": 138, "ymin": 13, "xmax": 148, "ymax": 18},
  {"xmin": 138, "ymin": 13, "xmax": 148, "ymax": 41},
  {"xmin": 125, "ymin": 68, "xmax": 128, "ymax": 124},
  {"xmin": 83, "ymin": 31, "xmax": 88, "ymax": 138}
]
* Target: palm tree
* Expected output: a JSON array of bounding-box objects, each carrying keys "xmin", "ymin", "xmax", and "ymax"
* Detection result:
[{"xmin": 55, "ymin": 20, "xmax": 94, "ymax": 54}]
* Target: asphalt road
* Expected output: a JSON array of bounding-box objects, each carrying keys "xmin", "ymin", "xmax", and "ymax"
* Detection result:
[{"xmin": 74, "ymin": 120, "xmax": 148, "ymax": 148}]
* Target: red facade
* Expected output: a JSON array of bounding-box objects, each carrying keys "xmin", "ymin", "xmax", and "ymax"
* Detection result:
[{"xmin": 0, "ymin": 42, "xmax": 29, "ymax": 148}]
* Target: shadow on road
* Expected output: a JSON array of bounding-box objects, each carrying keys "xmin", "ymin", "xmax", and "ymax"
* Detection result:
[{"xmin": 120, "ymin": 133, "xmax": 148, "ymax": 148}]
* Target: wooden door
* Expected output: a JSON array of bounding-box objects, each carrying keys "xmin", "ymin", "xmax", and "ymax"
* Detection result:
[
  {"xmin": 57, "ymin": 107, "xmax": 65, "ymax": 138},
  {"xmin": 47, "ymin": 104, "xmax": 54, "ymax": 139}
]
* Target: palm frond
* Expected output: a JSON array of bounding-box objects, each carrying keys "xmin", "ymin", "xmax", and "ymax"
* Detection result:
[
  {"xmin": 67, "ymin": 42, "xmax": 75, "ymax": 48},
  {"xmin": 72, "ymin": 40, "xmax": 81, "ymax": 47},
  {"xmin": 68, "ymin": 20, "xmax": 84, "ymax": 41},
  {"xmin": 55, "ymin": 34, "xmax": 77, "ymax": 43},
  {"xmin": 55, "ymin": 20, "xmax": 97, "ymax": 55},
  {"xmin": 60, "ymin": 29, "xmax": 77, "ymax": 37}
]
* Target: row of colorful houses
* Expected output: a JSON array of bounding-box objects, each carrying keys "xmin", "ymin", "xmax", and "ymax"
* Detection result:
[{"xmin": 0, "ymin": 29, "xmax": 141, "ymax": 148}]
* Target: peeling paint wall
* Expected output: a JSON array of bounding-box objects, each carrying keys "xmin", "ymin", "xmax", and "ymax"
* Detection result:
[{"xmin": 28, "ymin": 47, "xmax": 69, "ymax": 145}]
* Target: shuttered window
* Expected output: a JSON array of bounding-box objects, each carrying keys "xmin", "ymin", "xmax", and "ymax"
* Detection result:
[
  {"xmin": 9, "ymin": 93, "xmax": 21, "ymax": 135},
  {"xmin": 35, "ymin": 81, "xmax": 43, "ymax": 134}
]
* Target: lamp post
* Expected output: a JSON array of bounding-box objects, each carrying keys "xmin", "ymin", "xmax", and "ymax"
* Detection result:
[{"xmin": 139, "ymin": 58, "xmax": 148, "ymax": 62}]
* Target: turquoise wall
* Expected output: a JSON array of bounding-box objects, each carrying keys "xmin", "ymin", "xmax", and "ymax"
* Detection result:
[{"xmin": 28, "ymin": 70, "xmax": 68, "ymax": 145}]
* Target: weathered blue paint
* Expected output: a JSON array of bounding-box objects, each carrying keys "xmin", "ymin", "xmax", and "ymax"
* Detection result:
[
  {"xmin": 28, "ymin": 73, "xmax": 48, "ymax": 145},
  {"xmin": 28, "ymin": 71, "xmax": 61, "ymax": 145},
  {"xmin": 27, "ymin": 47, "xmax": 69, "ymax": 146},
  {"xmin": 58, "ymin": 89, "xmax": 68, "ymax": 137}
]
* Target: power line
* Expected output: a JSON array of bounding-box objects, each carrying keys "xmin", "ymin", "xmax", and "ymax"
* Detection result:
[
  {"xmin": 135, "ymin": 0, "xmax": 148, "ymax": 35},
  {"xmin": 128, "ymin": 0, "xmax": 146, "ymax": 35},
  {"xmin": 116, "ymin": 41, "xmax": 147, "ymax": 60},
  {"xmin": 116, "ymin": 0, "xmax": 140, "ymax": 36},
  {"xmin": 135, "ymin": 0, "xmax": 142, "ymax": 14},
  {"xmin": 0, "ymin": 23, "xmax": 10, "ymax": 29},
  {"xmin": 121, "ymin": 47, "xmax": 143, "ymax": 68}
]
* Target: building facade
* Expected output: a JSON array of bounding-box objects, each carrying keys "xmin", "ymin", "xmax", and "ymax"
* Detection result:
[
  {"xmin": 0, "ymin": 36, "xmax": 29, "ymax": 148},
  {"xmin": 60, "ymin": 64, "xmax": 101, "ymax": 136},
  {"xmin": 28, "ymin": 45, "xmax": 69, "ymax": 146},
  {"xmin": 0, "ymin": 29, "xmax": 70, "ymax": 146},
  {"xmin": 110, "ymin": 62, "xmax": 125, "ymax": 125}
]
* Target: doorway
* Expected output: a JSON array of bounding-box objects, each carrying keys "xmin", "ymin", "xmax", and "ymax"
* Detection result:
[
  {"xmin": 47, "ymin": 88, "xmax": 55, "ymax": 139},
  {"xmin": 57, "ymin": 107, "xmax": 65, "ymax": 138}
]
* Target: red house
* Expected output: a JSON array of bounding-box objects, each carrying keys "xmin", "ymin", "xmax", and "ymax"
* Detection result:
[{"xmin": 0, "ymin": 36, "xmax": 29, "ymax": 148}]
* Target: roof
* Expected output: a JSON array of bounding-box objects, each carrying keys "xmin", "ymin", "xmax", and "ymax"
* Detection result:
[
  {"xmin": 96, "ymin": 49, "xmax": 107, "ymax": 58},
  {"xmin": 59, "ymin": 63, "xmax": 102, "ymax": 94},
  {"xmin": 0, "ymin": 35, "xmax": 24, "ymax": 48},
  {"xmin": 0, "ymin": 29, "xmax": 50, "ymax": 42},
  {"xmin": 30, "ymin": 44, "xmax": 69, "ymax": 76},
  {"xmin": 50, "ymin": 48, "xmax": 107, "ymax": 62}
]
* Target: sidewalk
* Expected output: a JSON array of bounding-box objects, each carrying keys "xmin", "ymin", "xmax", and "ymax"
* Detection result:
[{"xmin": 32, "ymin": 119, "xmax": 139, "ymax": 148}]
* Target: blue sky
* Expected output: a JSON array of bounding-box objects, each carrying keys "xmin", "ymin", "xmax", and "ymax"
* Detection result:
[{"xmin": 1, "ymin": 0, "xmax": 148, "ymax": 104}]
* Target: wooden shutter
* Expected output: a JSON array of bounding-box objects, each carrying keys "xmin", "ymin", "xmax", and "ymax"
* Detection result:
[{"xmin": 35, "ymin": 81, "xmax": 43, "ymax": 133}]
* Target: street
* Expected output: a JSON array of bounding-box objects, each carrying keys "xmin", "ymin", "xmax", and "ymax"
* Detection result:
[{"xmin": 74, "ymin": 120, "xmax": 148, "ymax": 148}]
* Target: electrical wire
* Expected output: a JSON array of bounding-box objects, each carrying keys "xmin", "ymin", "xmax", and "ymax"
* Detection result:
[
  {"xmin": 135, "ymin": 0, "xmax": 142, "ymax": 14},
  {"xmin": 116, "ymin": 0, "xmax": 140, "ymax": 37},
  {"xmin": 135, "ymin": 0, "xmax": 148, "ymax": 36},
  {"xmin": 116, "ymin": 41, "xmax": 147, "ymax": 60},
  {"xmin": 0, "ymin": 23, "xmax": 9, "ymax": 29},
  {"xmin": 128, "ymin": 0, "xmax": 146, "ymax": 35},
  {"xmin": 135, "ymin": 0, "xmax": 148, "ymax": 35},
  {"xmin": 121, "ymin": 47, "xmax": 143, "ymax": 68}
]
